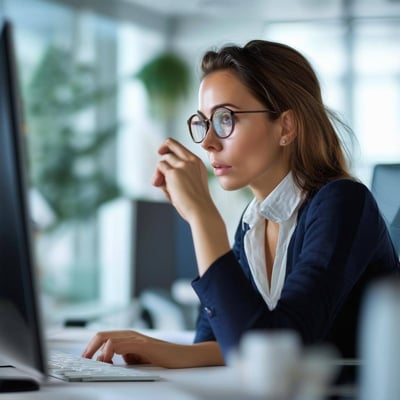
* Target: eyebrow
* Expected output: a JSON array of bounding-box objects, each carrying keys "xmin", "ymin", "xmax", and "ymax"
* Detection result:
[{"xmin": 197, "ymin": 103, "xmax": 239, "ymax": 118}]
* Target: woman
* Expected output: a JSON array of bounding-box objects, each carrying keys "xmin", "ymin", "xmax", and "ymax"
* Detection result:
[{"xmin": 82, "ymin": 40, "xmax": 400, "ymax": 368}]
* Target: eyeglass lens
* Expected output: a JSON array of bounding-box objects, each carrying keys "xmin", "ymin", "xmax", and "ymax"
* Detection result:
[{"xmin": 189, "ymin": 108, "xmax": 234, "ymax": 142}]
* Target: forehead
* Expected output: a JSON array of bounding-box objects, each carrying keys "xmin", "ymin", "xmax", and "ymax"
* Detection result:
[{"xmin": 198, "ymin": 70, "xmax": 259, "ymax": 112}]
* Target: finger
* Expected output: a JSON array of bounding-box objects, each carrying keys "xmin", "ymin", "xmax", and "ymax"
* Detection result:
[
  {"xmin": 155, "ymin": 158, "xmax": 174, "ymax": 176},
  {"xmin": 152, "ymin": 168, "xmax": 165, "ymax": 187},
  {"xmin": 152, "ymin": 173, "xmax": 171, "ymax": 202},
  {"xmin": 157, "ymin": 138, "xmax": 177, "ymax": 155},
  {"xmin": 152, "ymin": 149, "xmax": 180, "ymax": 188},
  {"xmin": 152, "ymin": 159, "xmax": 173, "ymax": 188},
  {"xmin": 158, "ymin": 138, "xmax": 192, "ymax": 160},
  {"xmin": 82, "ymin": 333, "xmax": 107, "ymax": 359},
  {"xmin": 99, "ymin": 334, "xmax": 145, "ymax": 363},
  {"xmin": 160, "ymin": 152, "xmax": 187, "ymax": 169},
  {"xmin": 97, "ymin": 351, "xmax": 108, "ymax": 363},
  {"xmin": 99, "ymin": 339, "xmax": 117, "ymax": 363}
]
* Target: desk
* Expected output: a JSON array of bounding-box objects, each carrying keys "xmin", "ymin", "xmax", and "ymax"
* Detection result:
[
  {"xmin": 0, "ymin": 328, "xmax": 358, "ymax": 400},
  {"xmin": 2, "ymin": 366, "xmax": 238, "ymax": 400}
]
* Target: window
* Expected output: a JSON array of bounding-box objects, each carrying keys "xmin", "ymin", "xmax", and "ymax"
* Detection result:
[
  {"xmin": 352, "ymin": 21, "xmax": 400, "ymax": 182},
  {"xmin": 5, "ymin": 0, "xmax": 168, "ymax": 323},
  {"xmin": 264, "ymin": 17, "xmax": 400, "ymax": 185},
  {"xmin": 264, "ymin": 22, "xmax": 347, "ymax": 115}
]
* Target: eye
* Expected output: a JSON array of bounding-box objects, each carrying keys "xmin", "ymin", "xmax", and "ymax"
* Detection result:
[
  {"xmin": 192, "ymin": 119, "xmax": 206, "ymax": 128},
  {"xmin": 189, "ymin": 114, "xmax": 208, "ymax": 142},
  {"xmin": 213, "ymin": 108, "xmax": 233, "ymax": 137},
  {"xmin": 217, "ymin": 110, "xmax": 232, "ymax": 126},
  {"xmin": 190, "ymin": 114, "xmax": 207, "ymax": 129}
]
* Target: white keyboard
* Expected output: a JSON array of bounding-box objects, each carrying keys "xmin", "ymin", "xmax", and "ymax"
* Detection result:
[{"xmin": 48, "ymin": 351, "xmax": 160, "ymax": 382}]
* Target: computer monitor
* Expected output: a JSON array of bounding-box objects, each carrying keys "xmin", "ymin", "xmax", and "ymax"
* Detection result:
[{"xmin": 0, "ymin": 19, "xmax": 47, "ymax": 390}]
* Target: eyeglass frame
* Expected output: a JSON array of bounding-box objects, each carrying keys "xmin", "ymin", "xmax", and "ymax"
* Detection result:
[{"xmin": 187, "ymin": 106, "xmax": 278, "ymax": 143}]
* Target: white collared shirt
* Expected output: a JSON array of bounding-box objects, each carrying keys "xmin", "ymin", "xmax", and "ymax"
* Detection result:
[{"xmin": 242, "ymin": 173, "xmax": 305, "ymax": 310}]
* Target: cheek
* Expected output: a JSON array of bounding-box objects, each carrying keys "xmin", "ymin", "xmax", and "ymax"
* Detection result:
[
  {"xmin": 233, "ymin": 127, "xmax": 278, "ymax": 159},
  {"xmin": 229, "ymin": 130, "xmax": 282, "ymax": 177}
]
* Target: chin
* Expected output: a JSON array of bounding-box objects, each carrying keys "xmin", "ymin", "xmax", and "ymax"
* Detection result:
[{"xmin": 218, "ymin": 178, "xmax": 243, "ymax": 191}]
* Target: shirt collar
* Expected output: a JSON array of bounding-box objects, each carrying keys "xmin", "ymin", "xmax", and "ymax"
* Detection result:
[{"xmin": 243, "ymin": 172, "xmax": 305, "ymax": 226}]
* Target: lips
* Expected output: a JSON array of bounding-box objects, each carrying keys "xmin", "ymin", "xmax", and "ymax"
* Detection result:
[{"xmin": 211, "ymin": 162, "xmax": 232, "ymax": 176}]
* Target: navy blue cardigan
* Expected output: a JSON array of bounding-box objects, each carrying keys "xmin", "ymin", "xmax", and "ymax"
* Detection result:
[{"xmin": 191, "ymin": 179, "xmax": 400, "ymax": 360}]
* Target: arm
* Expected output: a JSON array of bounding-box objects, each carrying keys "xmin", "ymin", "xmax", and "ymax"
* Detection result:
[
  {"xmin": 82, "ymin": 330, "xmax": 224, "ymax": 368},
  {"xmin": 81, "ymin": 138, "xmax": 227, "ymax": 369},
  {"xmin": 152, "ymin": 138, "xmax": 231, "ymax": 275},
  {"xmin": 192, "ymin": 180, "xmax": 399, "ymax": 359}
]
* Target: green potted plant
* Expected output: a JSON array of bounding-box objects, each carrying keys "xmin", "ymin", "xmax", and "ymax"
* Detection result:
[{"xmin": 135, "ymin": 51, "xmax": 191, "ymax": 122}]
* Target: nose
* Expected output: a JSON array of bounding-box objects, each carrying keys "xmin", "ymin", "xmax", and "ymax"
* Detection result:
[{"xmin": 201, "ymin": 124, "xmax": 223, "ymax": 152}]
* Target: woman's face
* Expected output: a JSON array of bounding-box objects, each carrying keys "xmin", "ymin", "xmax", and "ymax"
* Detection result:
[{"xmin": 198, "ymin": 70, "xmax": 290, "ymax": 199}]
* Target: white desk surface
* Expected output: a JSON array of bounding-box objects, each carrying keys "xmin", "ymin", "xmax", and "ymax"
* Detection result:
[{"xmin": 0, "ymin": 328, "xmax": 357, "ymax": 400}]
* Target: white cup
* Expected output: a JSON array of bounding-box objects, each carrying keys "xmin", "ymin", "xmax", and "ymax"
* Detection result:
[{"xmin": 238, "ymin": 330, "xmax": 301, "ymax": 398}]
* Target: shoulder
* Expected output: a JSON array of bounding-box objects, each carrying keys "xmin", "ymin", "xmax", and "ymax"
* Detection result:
[
  {"xmin": 314, "ymin": 178, "xmax": 369, "ymax": 198},
  {"xmin": 309, "ymin": 178, "xmax": 374, "ymax": 207},
  {"xmin": 299, "ymin": 178, "xmax": 379, "ymax": 222}
]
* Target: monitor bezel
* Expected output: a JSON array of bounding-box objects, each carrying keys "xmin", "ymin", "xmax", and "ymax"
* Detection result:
[{"xmin": 0, "ymin": 18, "xmax": 47, "ymax": 381}]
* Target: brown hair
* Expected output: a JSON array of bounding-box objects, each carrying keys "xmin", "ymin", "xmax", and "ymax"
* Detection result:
[{"xmin": 200, "ymin": 40, "xmax": 353, "ymax": 194}]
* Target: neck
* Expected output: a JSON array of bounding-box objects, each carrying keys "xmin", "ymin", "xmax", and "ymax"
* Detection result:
[{"xmin": 250, "ymin": 168, "xmax": 290, "ymax": 201}]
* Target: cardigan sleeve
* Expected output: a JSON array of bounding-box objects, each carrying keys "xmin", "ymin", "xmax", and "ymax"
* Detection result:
[
  {"xmin": 192, "ymin": 217, "xmax": 250, "ymax": 344},
  {"xmin": 191, "ymin": 180, "xmax": 400, "ymax": 360}
]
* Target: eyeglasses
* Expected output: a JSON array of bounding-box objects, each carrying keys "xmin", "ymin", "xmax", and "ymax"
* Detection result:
[{"xmin": 187, "ymin": 106, "xmax": 277, "ymax": 143}]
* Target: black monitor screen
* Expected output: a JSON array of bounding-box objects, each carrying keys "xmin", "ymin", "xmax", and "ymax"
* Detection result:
[{"xmin": 0, "ymin": 19, "xmax": 46, "ymax": 380}]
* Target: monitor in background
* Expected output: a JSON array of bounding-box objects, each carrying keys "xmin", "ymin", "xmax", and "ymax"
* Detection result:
[
  {"xmin": 371, "ymin": 163, "xmax": 400, "ymax": 256},
  {"xmin": 0, "ymin": 19, "xmax": 47, "ymax": 391},
  {"xmin": 131, "ymin": 199, "xmax": 198, "ymax": 297}
]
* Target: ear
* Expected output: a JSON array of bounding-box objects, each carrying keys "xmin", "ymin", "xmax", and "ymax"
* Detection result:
[{"xmin": 279, "ymin": 110, "xmax": 297, "ymax": 146}]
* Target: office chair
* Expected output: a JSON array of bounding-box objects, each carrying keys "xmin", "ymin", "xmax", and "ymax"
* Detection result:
[{"xmin": 370, "ymin": 163, "xmax": 400, "ymax": 256}]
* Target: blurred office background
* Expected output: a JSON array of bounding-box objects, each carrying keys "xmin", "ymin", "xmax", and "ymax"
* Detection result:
[{"xmin": 1, "ymin": 0, "xmax": 399, "ymax": 329}]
